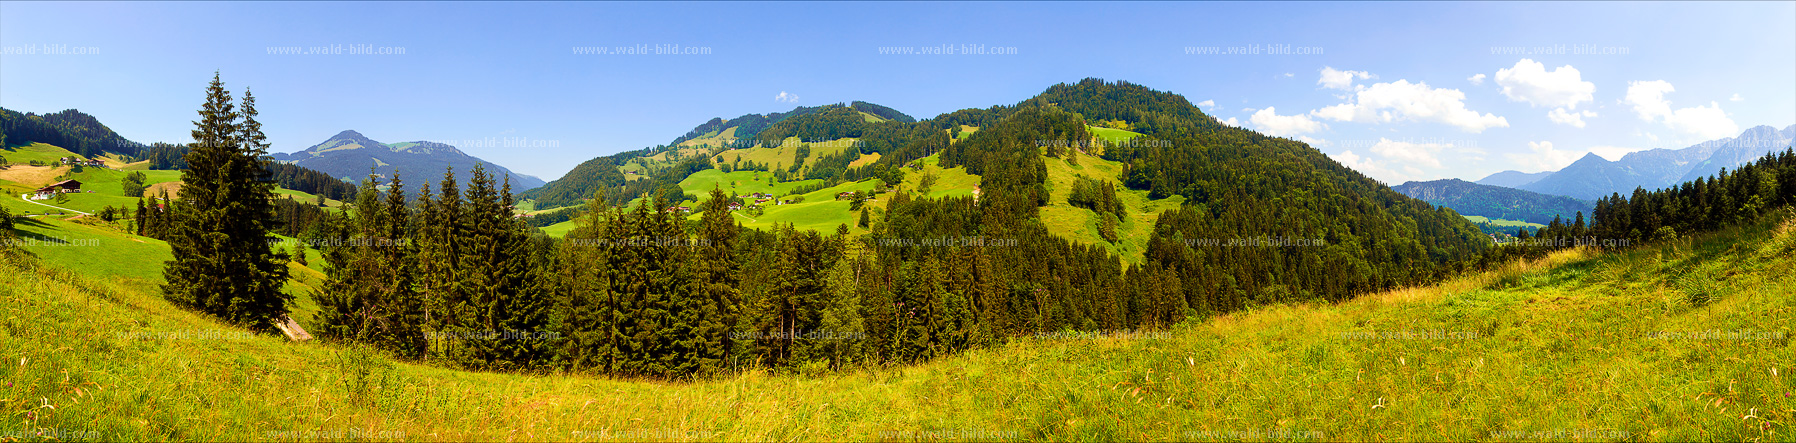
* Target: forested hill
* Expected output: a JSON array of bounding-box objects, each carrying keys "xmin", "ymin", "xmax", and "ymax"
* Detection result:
[
  {"xmin": 1007, "ymin": 79, "xmax": 1490, "ymax": 299},
  {"xmin": 534, "ymin": 78, "xmax": 1492, "ymax": 306},
  {"xmin": 1394, "ymin": 178, "xmax": 1594, "ymax": 225},
  {"xmin": 524, "ymin": 101, "xmax": 913, "ymax": 208},
  {"xmin": 0, "ymin": 107, "xmax": 147, "ymax": 157}
]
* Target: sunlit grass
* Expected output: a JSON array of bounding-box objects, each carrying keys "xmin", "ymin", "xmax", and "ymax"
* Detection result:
[{"xmin": 4, "ymin": 208, "xmax": 1790, "ymax": 441}]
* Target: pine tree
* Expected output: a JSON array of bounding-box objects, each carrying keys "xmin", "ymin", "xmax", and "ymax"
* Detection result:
[
  {"xmin": 557, "ymin": 190, "xmax": 616, "ymax": 372},
  {"xmin": 416, "ymin": 169, "xmax": 467, "ymax": 361},
  {"xmin": 0, "ymin": 203, "xmax": 12, "ymax": 239},
  {"xmin": 817, "ymin": 241, "xmax": 864, "ymax": 369},
  {"xmin": 455, "ymin": 165, "xmax": 543, "ymax": 370},
  {"xmin": 291, "ymin": 241, "xmax": 307, "ymax": 266},
  {"xmin": 315, "ymin": 173, "xmax": 387, "ymax": 343},
  {"xmin": 161, "ymin": 76, "xmax": 290, "ymax": 330},
  {"xmin": 675, "ymin": 187, "xmax": 740, "ymax": 376},
  {"xmin": 134, "ymin": 198, "xmax": 147, "ymax": 236}
]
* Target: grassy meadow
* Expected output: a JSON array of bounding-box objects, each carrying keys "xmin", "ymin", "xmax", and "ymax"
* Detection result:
[{"xmin": 3, "ymin": 199, "xmax": 1791, "ymax": 441}]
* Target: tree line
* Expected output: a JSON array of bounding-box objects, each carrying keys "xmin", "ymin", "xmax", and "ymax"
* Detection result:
[
  {"xmin": 1489, "ymin": 147, "xmax": 1796, "ymax": 262},
  {"xmin": 157, "ymin": 76, "xmax": 1502, "ymax": 381},
  {"xmin": 0, "ymin": 107, "xmax": 146, "ymax": 158}
]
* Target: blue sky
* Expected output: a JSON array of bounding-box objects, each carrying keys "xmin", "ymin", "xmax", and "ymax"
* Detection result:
[{"xmin": 3, "ymin": 1, "xmax": 1791, "ymax": 183}]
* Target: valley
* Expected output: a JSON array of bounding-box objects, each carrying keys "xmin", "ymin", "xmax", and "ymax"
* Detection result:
[{"xmin": 3, "ymin": 2, "xmax": 1792, "ymax": 441}]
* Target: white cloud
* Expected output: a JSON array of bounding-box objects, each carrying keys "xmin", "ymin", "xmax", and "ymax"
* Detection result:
[
  {"xmin": 1248, "ymin": 107, "xmax": 1325, "ymax": 136},
  {"xmin": 1624, "ymin": 80, "xmax": 1675, "ymax": 120},
  {"xmin": 1730, "ymin": 93, "xmax": 1743, "ymax": 102},
  {"xmin": 1663, "ymin": 102, "xmax": 1738, "ymax": 139},
  {"xmin": 1467, "ymin": 74, "xmax": 1486, "ymax": 85},
  {"xmin": 774, "ymin": 91, "xmax": 800, "ymax": 103},
  {"xmin": 1547, "ymin": 108, "xmax": 1598, "ymax": 128},
  {"xmin": 1494, "ymin": 59, "xmax": 1596, "ymax": 110},
  {"xmin": 1368, "ymin": 137, "xmax": 1449, "ymax": 168},
  {"xmin": 1330, "ymin": 150, "xmax": 1409, "ymax": 184},
  {"xmin": 1318, "ymin": 66, "xmax": 1375, "ymax": 90},
  {"xmin": 1196, "ymin": 99, "xmax": 1215, "ymax": 108},
  {"xmin": 1623, "ymin": 80, "xmax": 1740, "ymax": 139},
  {"xmin": 1308, "ymin": 79, "xmax": 1509, "ymax": 133},
  {"xmin": 1282, "ymin": 73, "xmax": 1294, "ymax": 78},
  {"xmin": 1220, "ymin": 117, "xmax": 1241, "ymax": 127},
  {"xmin": 1295, "ymin": 136, "xmax": 1330, "ymax": 147},
  {"xmin": 1505, "ymin": 140, "xmax": 1583, "ymax": 172}
]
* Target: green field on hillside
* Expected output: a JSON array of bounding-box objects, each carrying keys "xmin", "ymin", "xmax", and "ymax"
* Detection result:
[
  {"xmin": 5, "ymin": 210, "xmax": 331, "ymax": 325},
  {"xmin": 0, "ymin": 142, "xmax": 86, "ymax": 166},
  {"xmin": 1464, "ymin": 215, "xmax": 1547, "ymax": 228},
  {"xmin": 1040, "ymin": 148, "xmax": 1183, "ymax": 263},
  {"xmin": 677, "ymin": 169, "xmax": 826, "ymax": 198},
  {"xmin": 1086, "ymin": 125, "xmax": 1144, "ymax": 145},
  {"xmin": 899, "ymin": 153, "xmax": 980, "ymax": 200},
  {"xmin": 4, "ymin": 202, "xmax": 1791, "ymax": 441}
]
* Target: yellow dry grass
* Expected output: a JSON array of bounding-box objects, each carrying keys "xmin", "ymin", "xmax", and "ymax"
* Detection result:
[
  {"xmin": 146, "ymin": 181, "xmax": 184, "ymax": 199},
  {"xmin": 0, "ymin": 165, "xmax": 69, "ymax": 187}
]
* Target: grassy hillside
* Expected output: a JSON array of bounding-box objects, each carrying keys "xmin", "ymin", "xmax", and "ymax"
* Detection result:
[
  {"xmin": 4, "ymin": 210, "xmax": 330, "ymax": 325},
  {"xmin": 541, "ymin": 149, "xmax": 1193, "ymax": 262},
  {"xmin": 1040, "ymin": 148, "xmax": 1183, "ymax": 263},
  {"xmin": 1, "ymin": 142, "xmax": 87, "ymax": 166},
  {"xmin": 1086, "ymin": 125, "xmax": 1143, "ymax": 145},
  {"xmin": 5, "ymin": 204, "xmax": 1791, "ymax": 441}
]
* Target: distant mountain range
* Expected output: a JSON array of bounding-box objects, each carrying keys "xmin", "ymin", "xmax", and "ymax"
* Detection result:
[
  {"xmin": 1476, "ymin": 125, "xmax": 1794, "ymax": 201},
  {"xmin": 1392, "ymin": 179, "xmax": 1593, "ymax": 225},
  {"xmin": 272, "ymin": 130, "xmax": 546, "ymax": 191},
  {"xmin": 1473, "ymin": 170, "xmax": 1553, "ymax": 188}
]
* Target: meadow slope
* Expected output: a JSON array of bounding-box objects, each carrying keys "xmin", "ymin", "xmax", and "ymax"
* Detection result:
[{"xmin": 1, "ymin": 211, "xmax": 1792, "ymax": 441}]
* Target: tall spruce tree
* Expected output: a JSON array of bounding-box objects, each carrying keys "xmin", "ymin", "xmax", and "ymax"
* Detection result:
[
  {"xmin": 456, "ymin": 166, "xmax": 545, "ymax": 370},
  {"xmin": 0, "ymin": 202, "xmax": 12, "ymax": 239},
  {"xmin": 556, "ymin": 191, "xmax": 617, "ymax": 372},
  {"xmin": 133, "ymin": 198, "xmax": 147, "ymax": 236},
  {"xmin": 417, "ymin": 169, "xmax": 467, "ymax": 361},
  {"xmin": 315, "ymin": 171, "xmax": 428, "ymax": 358},
  {"xmin": 161, "ymin": 76, "xmax": 290, "ymax": 330},
  {"xmin": 674, "ymin": 187, "xmax": 740, "ymax": 376}
]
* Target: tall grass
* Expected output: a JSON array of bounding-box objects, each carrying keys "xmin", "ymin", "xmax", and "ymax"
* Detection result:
[{"xmin": 1, "ymin": 212, "xmax": 1792, "ymax": 441}]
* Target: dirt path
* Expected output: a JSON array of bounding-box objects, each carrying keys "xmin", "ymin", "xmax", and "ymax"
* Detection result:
[{"xmin": 16, "ymin": 194, "xmax": 91, "ymax": 216}]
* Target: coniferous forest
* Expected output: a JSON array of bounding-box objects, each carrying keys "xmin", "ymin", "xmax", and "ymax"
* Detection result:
[
  {"xmin": 5, "ymin": 3, "xmax": 1795, "ymax": 441},
  {"xmin": 91, "ymin": 70, "xmax": 1785, "ymax": 383}
]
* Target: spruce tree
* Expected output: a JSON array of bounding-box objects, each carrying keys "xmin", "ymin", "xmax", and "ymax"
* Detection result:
[
  {"xmin": 816, "ymin": 226, "xmax": 864, "ymax": 369},
  {"xmin": 674, "ymin": 187, "xmax": 740, "ymax": 376},
  {"xmin": 557, "ymin": 191, "xmax": 616, "ymax": 372},
  {"xmin": 161, "ymin": 75, "xmax": 290, "ymax": 330},
  {"xmin": 133, "ymin": 198, "xmax": 147, "ymax": 236},
  {"xmin": 0, "ymin": 203, "xmax": 12, "ymax": 239},
  {"xmin": 378, "ymin": 171, "xmax": 428, "ymax": 359},
  {"xmin": 316, "ymin": 173, "xmax": 387, "ymax": 342},
  {"xmin": 416, "ymin": 169, "xmax": 467, "ymax": 361},
  {"xmin": 453, "ymin": 166, "xmax": 544, "ymax": 370}
]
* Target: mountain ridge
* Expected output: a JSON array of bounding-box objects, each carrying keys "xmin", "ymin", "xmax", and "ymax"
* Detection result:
[
  {"xmin": 1393, "ymin": 178, "xmax": 1594, "ymax": 225},
  {"xmin": 1474, "ymin": 170, "xmax": 1552, "ymax": 188},
  {"xmin": 1515, "ymin": 124, "xmax": 1794, "ymax": 200},
  {"xmin": 273, "ymin": 130, "xmax": 547, "ymax": 191}
]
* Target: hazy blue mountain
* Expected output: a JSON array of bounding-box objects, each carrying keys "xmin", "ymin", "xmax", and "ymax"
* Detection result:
[
  {"xmin": 1676, "ymin": 125, "xmax": 1796, "ymax": 183},
  {"xmin": 1475, "ymin": 170, "xmax": 1553, "ymax": 188},
  {"xmin": 1516, "ymin": 125, "xmax": 1792, "ymax": 200},
  {"xmin": 1393, "ymin": 178, "xmax": 1593, "ymax": 225},
  {"xmin": 272, "ymin": 130, "xmax": 547, "ymax": 191}
]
